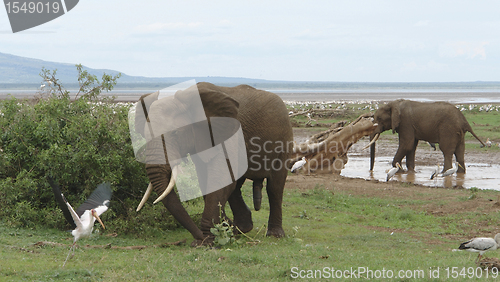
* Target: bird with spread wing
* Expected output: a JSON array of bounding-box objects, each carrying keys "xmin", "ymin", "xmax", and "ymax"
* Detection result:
[{"xmin": 48, "ymin": 178, "xmax": 112, "ymax": 267}]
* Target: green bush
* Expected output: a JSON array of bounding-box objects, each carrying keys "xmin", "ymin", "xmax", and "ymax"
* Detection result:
[{"xmin": 0, "ymin": 66, "xmax": 183, "ymax": 235}]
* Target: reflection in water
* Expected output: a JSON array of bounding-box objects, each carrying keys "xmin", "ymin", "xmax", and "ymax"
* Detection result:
[{"xmin": 341, "ymin": 157, "xmax": 500, "ymax": 191}]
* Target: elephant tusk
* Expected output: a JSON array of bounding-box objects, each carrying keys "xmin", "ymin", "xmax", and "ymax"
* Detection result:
[
  {"xmin": 153, "ymin": 165, "xmax": 178, "ymax": 204},
  {"xmin": 136, "ymin": 183, "xmax": 153, "ymax": 212},
  {"xmin": 362, "ymin": 133, "xmax": 380, "ymax": 150}
]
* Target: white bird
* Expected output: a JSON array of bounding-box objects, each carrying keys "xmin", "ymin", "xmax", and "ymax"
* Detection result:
[
  {"xmin": 48, "ymin": 178, "xmax": 112, "ymax": 267},
  {"xmin": 40, "ymin": 83, "xmax": 45, "ymax": 90},
  {"xmin": 485, "ymin": 138, "xmax": 492, "ymax": 147},
  {"xmin": 459, "ymin": 233, "xmax": 500, "ymax": 263},
  {"xmin": 291, "ymin": 157, "xmax": 307, "ymax": 173},
  {"xmin": 441, "ymin": 162, "xmax": 464, "ymax": 177},
  {"xmin": 430, "ymin": 163, "xmax": 440, "ymax": 180},
  {"xmin": 386, "ymin": 162, "xmax": 402, "ymax": 182}
]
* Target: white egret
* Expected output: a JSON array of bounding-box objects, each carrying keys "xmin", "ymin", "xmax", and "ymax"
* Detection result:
[
  {"xmin": 430, "ymin": 163, "xmax": 440, "ymax": 180},
  {"xmin": 49, "ymin": 178, "xmax": 112, "ymax": 267},
  {"xmin": 40, "ymin": 84, "xmax": 45, "ymax": 90},
  {"xmin": 291, "ymin": 157, "xmax": 307, "ymax": 173},
  {"xmin": 441, "ymin": 162, "xmax": 464, "ymax": 177},
  {"xmin": 486, "ymin": 138, "xmax": 492, "ymax": 147},
  {"xmin": 459, "ymin": 233, "xmax": 500, "ymax": 263},
  {"xmin": 386, "ymin": 162, "xmax": 402, "ymax": 182}
]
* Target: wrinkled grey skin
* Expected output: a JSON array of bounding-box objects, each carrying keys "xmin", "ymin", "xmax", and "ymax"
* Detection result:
[
  {"xmin": 370, "ymin": 99, "xmax": 485, "ymax": 173},
  {"xmin": 135, "ymin": 82, "xmax": 293, "ymax": 246}
]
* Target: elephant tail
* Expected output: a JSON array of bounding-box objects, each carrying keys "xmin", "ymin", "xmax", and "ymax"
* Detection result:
[{"xmin": 466, "ymin": 124, "xmax": 486, "ymax": 147}]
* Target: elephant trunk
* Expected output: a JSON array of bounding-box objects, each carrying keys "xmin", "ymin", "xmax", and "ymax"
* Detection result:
[
  {"xmin": 370, "ymin": 133, "xmax": 377, "ymax": 171},
  {"xmin": 145, "ymin": 163, "xmax": 204, "ymax": 241},
  {"xmin": 139, "ymin": 136, "xmax": 205, "ymax": 241}
]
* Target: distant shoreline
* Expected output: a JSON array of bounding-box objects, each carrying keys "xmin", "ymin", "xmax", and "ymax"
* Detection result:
[{"xmin": 1, "ymin": 89, "xmax": 500, "ymax": 104}]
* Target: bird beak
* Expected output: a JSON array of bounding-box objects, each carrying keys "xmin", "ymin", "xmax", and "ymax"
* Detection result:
[
  {"xmin": 92, "ymin": 210, "xmax": 106, "ymax": 229},
  {"xmin": 458, "ymin": 163, "xmax": 464, "ymax": 169}
]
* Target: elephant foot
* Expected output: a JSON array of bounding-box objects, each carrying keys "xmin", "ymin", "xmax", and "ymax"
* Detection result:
[
  {"xmin": 190, "ymin": 236, "xmax": 214, "ymax": 247},
  {"xmin": 233, "ymin": 221, "xmax": 253, "ymax": 234},
  {"xmin": 266, "ymin": 226, "xmax": 285, "ymax": 238}
]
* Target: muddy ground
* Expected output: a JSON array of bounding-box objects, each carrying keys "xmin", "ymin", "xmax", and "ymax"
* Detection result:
[{"xmin": 286, "ymin": 128, "xmax": 500, "ymax": 239}]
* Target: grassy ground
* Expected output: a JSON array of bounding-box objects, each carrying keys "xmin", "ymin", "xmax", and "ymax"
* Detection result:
[{"xmin": 2, "ymin": 179, "xmax": 500, "ymax": 281}]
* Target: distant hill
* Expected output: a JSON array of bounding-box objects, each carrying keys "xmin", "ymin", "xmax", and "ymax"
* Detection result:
[
  {"xmin": 2, "ymin": 51, "xmax": 500, "ymax": 90},
  {"xmin": 0, "ymin": 51, "xmax": 274, "ymax": 87}
]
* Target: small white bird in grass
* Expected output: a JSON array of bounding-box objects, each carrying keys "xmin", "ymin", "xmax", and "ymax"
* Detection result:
[
  {"xmin": 459, "ymin": 233, "xmax": 500, "ymax": 263},
  {"xmin": 48, "ymin": 178, "xmax": 112, "ymax": 267},
  {"xmin": 441, "ymin": 162, "xmax": 464, "ymax": 177},
  {"xmin": 291, "ymin": 157, "xmax": 307, "ymax": 173},
  {"xmin": 430, "ymin": 163, "xmax": 440, "ymax": 180},
  {"xmin": 386, "ymin": 162, "xmax": 402, "ymax": 182},
  {"xmin": 486, "ymin": 138, "xmax": 492, "ymax": 147}
]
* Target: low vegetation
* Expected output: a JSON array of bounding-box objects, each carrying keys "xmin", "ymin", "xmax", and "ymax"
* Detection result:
[{"xmin": 0, "ymin": 66, "xmax": 174, "ymax": 235}]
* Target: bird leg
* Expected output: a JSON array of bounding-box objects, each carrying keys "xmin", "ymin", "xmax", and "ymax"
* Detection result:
[
  {"xmin": 475, "ymin": 254, "xmax": 482, "ymax": 264},
  {"xmin": 63, "ymin": 242, "xmax": 76, "ymax": 267}
]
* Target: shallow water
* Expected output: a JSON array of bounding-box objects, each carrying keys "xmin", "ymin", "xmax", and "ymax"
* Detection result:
[{"xmin": 341, "ymin": 156, "xmax": 500, "ymax": 191}]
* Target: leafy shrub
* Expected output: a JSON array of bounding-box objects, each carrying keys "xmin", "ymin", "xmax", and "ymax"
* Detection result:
[{"xmin": 0, "ymin": 66, "xmax": 184, "ymax": 235}]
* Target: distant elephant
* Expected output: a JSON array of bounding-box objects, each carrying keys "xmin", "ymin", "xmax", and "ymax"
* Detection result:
[
  {"xmin": 133, "ymin": 82, "xmax": 293, "ymax": 246},
  {"xmin": 369, "ymin": 99, "xmax": 485, "ymax": 173}
]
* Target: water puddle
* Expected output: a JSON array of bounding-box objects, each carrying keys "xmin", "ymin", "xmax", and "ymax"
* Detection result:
[{"xmin": 341, "ymin": 156, "xmax": 500, "ymax": 191}]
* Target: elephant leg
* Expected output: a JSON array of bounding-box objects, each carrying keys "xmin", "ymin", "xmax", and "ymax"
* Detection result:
[
  {"xmin": 441, "ymin": 148, "xmax": 454, "ymax": 172},
  {"xmin": 228, "ymin": 177, "xmax": 253, "ymax": 234},
  {"xmin": 405, "ymin": 139, "xmax": 419, "ymax": 171},
  {"xmin": 199, "ymin": 183, "xmax": 236, "ymax": 243},
  {"xmin": 392, "ymin": 147, "xmax": 408, "ymax": 169},
  {"xmin": 265, "ymin": 171, "xmax": 287, "ymax": 238},
  {"xmin": 455, "ymin": 139, "xmax": 466, "ymax": 173}
]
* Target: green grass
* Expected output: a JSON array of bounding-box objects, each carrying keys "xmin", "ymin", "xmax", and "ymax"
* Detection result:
[
  {"xmin": 464, "ymin": 110, "xmax": 500, "ymax": 143},
  {"xmin": 2, "ymin": 182, "xmax": 500, "ymax": 281}
]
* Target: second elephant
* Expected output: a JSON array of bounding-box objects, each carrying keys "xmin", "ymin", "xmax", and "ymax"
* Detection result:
[{"xmin": 370, "ymin": 99, "xmax": 485, "ymax": 173}]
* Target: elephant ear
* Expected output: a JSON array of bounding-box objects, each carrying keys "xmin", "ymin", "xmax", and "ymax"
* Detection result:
[
  {"xmin": 391, "ymin": 103, "xmax": 401, "ymax": 134},
  {"xmin": 198, "ymin": 90, "xmax": 239, "ymax": 119},
  {"xmin": 174, "ymin": 85, "xmax": 240, "ymax": 160}
]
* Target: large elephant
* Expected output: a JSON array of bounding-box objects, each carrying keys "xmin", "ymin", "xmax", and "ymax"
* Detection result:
[
  {"xmin": 369, "ymin": 99, "xmax": 485, "ymax": 173},
  {"xmin": 133, "ymin": 82, "xmax": 293, "ymax": 246}
]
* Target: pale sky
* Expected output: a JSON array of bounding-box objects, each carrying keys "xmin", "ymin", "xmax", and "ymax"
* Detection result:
[{"xmin": 1, "ymin": 0, "xmax": 500, "ymax": 82}]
